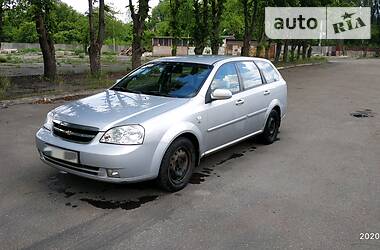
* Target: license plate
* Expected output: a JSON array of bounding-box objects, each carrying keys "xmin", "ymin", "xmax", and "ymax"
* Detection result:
[{"xmin": 43, "ymin": 145, "xmax": 78, "ymax": 164}]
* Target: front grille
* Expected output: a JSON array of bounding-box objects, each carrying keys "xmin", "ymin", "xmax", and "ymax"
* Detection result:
[
  {"xmin": 53, "ymin": 121, "xmax": 99, "ymax": 143},
  {"xmin": 43, "ymin": 154, "xmax": 100, "ymax": 176}
]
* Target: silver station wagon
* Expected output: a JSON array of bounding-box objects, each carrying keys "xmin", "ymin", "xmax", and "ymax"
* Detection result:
[{"xmin": 36, "ymin": 56, "xmax": 287, "ymax": 191}]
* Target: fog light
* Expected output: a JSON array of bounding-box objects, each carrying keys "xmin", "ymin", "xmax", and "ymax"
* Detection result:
[{"xmin": 106, "ymin": 169, "xmax": 120, "ymax": 178}]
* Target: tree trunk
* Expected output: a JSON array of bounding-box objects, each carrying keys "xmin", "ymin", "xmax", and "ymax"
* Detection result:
[
  {"xmin": 282, "ymin": 40, "xmax": 288, "ymax": 63},
  {"xmin": 307, "ymin": 46, "xmax": 312, "ymax": 58},
  {"xmin": 169, "ymin": 0, "xmax": 180, "ymax": 56},
  {"xmin": 241, "ymin": 0, "xmax": 257, "ymax": 56},
  {"xmin": 274, "ymin": 42, "xmax": 282, "ymax": 63},
  {"xmin": 131, "ymin": 27, "xmax": 143, "ymax": 68},
  {"xmin": 265, "ymin": 41, "xmax": 271, "ymax": 59},
  {"xmin": 88, "ymin": 0, "xmax": 105, "ymax": 76},
  {"xmin": 301, "ymin": 42, "xmax": 307, "ymax": 59},
  {"xmin": 129, "ymin": 0, "xmax": 149, "ymax": 69},
  {"xmin": 210, "ymin": 0, "xmax": 224, "ymax": 56},
  {"xmin": 35, "ymin": 12, "xmax": 56, "ymax": 80},
  {"xmin": 171, "ymin": 40, "xmax": 177, "ymax": 56},
  {"xmin": 0, "ymin": 3, "xmax": 3, "ymax": 50},
  {"xmin": 296, "ymin": 43, "xmax": 301, "ymax": 60},
  {"xmin": 290, "ymin": 42, "xmax": 296, "ymax": 62},
  {"xmin": 193, "ymin": 0, "xmax": 208, "ymax": 55},
  {"xmin": 241, "ymin": 35, "xmax": 251, "ymax": 56}
]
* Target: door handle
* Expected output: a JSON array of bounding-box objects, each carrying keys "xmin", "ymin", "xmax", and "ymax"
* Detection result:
[
  {"xmin": 264, "ymin": 90, "xmax": 271, "ymax": 96},
  {"xmin": 235, "ymin": 99, "xmax": 245, "ymax": 105}
]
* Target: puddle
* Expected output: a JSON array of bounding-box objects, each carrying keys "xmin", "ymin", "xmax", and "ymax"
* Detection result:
[
  {"xmin": 46, "ymin": 174, "xmax": 160, "ymax": 211},
  {"xmin": 190, "ymin": 147, "xmax": 255, "ymax": 184},
  {"xmin": 350, "ymin": 109, "xmax": 375, "ymax": 118},
  {"xmin": 189, "ymin": 173, "xmax": 210, "ymax": 184},
  {"xmin": 80, "ymin": 195, "xmax": 158, "ymax": 210}
]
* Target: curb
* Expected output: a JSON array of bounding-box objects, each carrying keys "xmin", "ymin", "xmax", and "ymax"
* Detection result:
[
  {"xmin": 1, "ymin": 89, "xmax": 104, "ymax": 109},
  {"xmin": 277, "ymin": 62, "xmax": 322, "ymax": 70}
]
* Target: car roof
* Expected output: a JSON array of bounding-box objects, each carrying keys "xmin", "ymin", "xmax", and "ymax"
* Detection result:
[{"xmin": 151, "ymin": 56, "xmax": 266, "ymax": 66}]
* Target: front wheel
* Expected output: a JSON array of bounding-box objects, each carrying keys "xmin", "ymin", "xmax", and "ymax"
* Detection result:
[
  {"xmin": 259, "ymin": 109, "xmax": 280, "ymax": 145},
  {"xmin": 157, "ymin": 137, "xmax": 196, "ymax": 192}
]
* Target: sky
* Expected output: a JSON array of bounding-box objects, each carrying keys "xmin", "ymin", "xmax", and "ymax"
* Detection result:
[{"xmin": 61, "ymin": 0, "xmax": 160, "ymax": 23}]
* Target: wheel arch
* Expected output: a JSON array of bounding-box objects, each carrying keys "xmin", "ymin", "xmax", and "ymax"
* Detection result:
[
  {"xmin": 263, "ymin": 100, "xmax": 282, "ymax": 130},
  {"xmin": 149, "ymin": 123, "xmax": 203, "ymax": 177}
]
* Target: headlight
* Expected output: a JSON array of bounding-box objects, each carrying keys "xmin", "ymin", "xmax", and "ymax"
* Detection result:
[
  {"xmin": 43, "ymin": 112, "xmax": 54, "ymax": 130},
  {"xmin": 100, "ymin": 125, "xmax": 145, "ymax": 145}
]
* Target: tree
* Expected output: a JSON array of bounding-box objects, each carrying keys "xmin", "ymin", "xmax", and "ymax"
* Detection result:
[
  {"xmin": 30, "ymin": 0, "xmax": 56, "ymax": 80},
  {"xmin": 210, "ymin": 0, "xmax": 224, "ymax": 55},
  {"xmin": 192, "ymin": 0, "xmax": 208, "ymax": 55},
  {"xmin": 129, "ymin": 0, "xmax": 149, "ymax": 69},
  {"xmin": 0, "ymin": 0, "xmax": 14, "ymax": 49},
  {"xmin": 169, "ymin": 0, "xmax": 180, "ymax": 55},
  {"xmin": 240, "ymin": 0, "xmax": 258, "ymax": 56},
  {"xmin": 88, "ymin": 0, "xmax": 105, "ymax": 76}
]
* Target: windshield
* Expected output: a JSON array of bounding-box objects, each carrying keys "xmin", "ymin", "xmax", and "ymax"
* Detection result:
[{"xmin": 111, "ymin": 62, "xmax": 213, "ymax": 98}]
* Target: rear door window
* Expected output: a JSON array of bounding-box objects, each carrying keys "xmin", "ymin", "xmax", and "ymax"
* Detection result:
[
  {"xmin": 255, "ymin": 61, "xmax": 280, "ymax": 83},
  {"xmin": 236, "ymin": 61, "xmax": 263, "ymax": 89}
]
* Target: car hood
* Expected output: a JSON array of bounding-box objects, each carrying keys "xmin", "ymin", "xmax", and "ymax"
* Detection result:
[{"xmin": 52, "ymin": 90, "xmax": 189, "ymax": 131}]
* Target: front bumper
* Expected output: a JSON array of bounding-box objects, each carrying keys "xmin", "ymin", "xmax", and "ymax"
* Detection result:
[{"xmin": 35, "ymin": 127, "xmax": 159, "ymax": 183}]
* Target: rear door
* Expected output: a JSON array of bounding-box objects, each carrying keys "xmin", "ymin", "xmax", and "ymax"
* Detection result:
[{"xmin": 235, "ymin": 61, "xmax": 268, "ymax": 133}]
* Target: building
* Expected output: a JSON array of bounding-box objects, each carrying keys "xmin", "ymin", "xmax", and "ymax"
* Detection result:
[
  {"xmin": 152, "ymin": 37, "xmax": 191, "ymax": 56},
  {"xmin": 152, "ymin": 36, "xmax": 276, "ymax": 59}
]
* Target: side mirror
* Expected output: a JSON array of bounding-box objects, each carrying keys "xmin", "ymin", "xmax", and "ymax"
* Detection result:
[{"xmin": 211, "ymin": 89, "xmax": 233, "ymax": 100}]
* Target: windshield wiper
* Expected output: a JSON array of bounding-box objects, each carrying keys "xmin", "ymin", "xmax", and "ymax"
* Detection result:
[{"xmin": 112, "ymin": 87, "xmax": 143, "ymax": 94}]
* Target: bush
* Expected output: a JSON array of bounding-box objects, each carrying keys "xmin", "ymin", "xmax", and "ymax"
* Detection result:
[
  {"xmin": 19, "ymin": 48, "xmax": 40, "ymax": 54},
  {"xmin": 74, "ymin": 48, "xmax": 84, "ymax": 55},
  {"xmin": 0, "ymin": 57, "xmax": 7, "ymax": 63},
  {"xmin": 0, "ymin": 75, "xmax": 10, "ymax": 99},
  {"xmin": 102, "ymin": 51, "xmax": 117, "ymax": 56}
]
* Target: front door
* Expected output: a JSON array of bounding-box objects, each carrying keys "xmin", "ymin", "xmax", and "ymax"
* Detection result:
[{"xmin": 204, "ymin": 63, "xmax": 248, "ymax": 151}]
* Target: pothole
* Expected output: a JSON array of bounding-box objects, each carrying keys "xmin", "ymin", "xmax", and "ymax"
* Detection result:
[{"xmin": 350, "ymin": 109, "xmax": 375, "ymax": 118}]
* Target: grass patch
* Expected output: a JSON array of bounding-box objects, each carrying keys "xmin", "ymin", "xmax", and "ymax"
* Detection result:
[
  {"xmin": 18, "ymin": 48, "xmax": 41, "ymax": 54},
  {"xmin": 0, "ymin": 75, "xmax": 10, "ymax": 99},
  {"xmin": 85, "ymin": 73, "xmax": 114, "ymax": 89},
  {"xmin": 102, "ymin": 54, "xmax": 117, "ymax": 63},
  {"xmin": 102, "ymin": 51, "xmax": 117, "ymax": 56}
]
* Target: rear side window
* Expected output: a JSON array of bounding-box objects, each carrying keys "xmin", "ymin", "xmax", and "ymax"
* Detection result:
[
  {"xmin": 236, "ymin": 61, "xmax": 263, "ymax": 89},
  {"xmin": 211, "ymin": 63, "xmax": 240, "ymax": 94},
  {"xmin": 255, "ymin": 61, "xmax": 280, "ymax": 83}
]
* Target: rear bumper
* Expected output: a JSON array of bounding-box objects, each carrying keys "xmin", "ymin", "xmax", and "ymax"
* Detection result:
[{"xmin": 35, "ymin": 127, "xmax": 159, "ymax": 183}]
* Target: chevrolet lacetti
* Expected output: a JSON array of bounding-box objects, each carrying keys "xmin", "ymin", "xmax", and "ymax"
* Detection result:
[{"xmin": 36, "ymin": 56, "xmax": 287, "ymax": 191}]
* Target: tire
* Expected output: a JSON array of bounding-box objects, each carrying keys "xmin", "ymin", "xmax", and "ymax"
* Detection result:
[
  {"xmin": 259, "ymin": 109, "xmax": 280, "ymax": 145},
  {"xmin": 157, "ymin": 137, "xmax": 196, "ymax": 192}
]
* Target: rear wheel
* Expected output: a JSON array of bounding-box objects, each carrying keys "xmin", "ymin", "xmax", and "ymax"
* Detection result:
[
  {"xmin": 259, "ymin": 109, "xmax": 280, "ymax": 145},
  {"xmin": 157, "ymin": 137, "xmax": 196, "ymax": 192}
]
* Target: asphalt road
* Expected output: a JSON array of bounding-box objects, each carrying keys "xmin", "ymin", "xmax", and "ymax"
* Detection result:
[{"xmin": 0, "ymin": 58, "xmax": 379, "ymax": 250}]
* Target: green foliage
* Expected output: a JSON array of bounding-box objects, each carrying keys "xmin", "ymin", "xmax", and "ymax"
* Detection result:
[
  {"xmin": 2, "ymin": 1, "xmax": 132, "ymax": 46},
  {"xmin": 0, "ymin": 56, "xmax": 7, "ymax": 63},
  {"xmin": 0, "ymin": 75, "xmax": 10, "ymax": 99},
  {"xmin": 18, "ymin": 48, "xmax": 40, "ymax": 53},
  {"xmin": 150, "ymin": 0, "xmax": 193, "ymax": 37}
]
